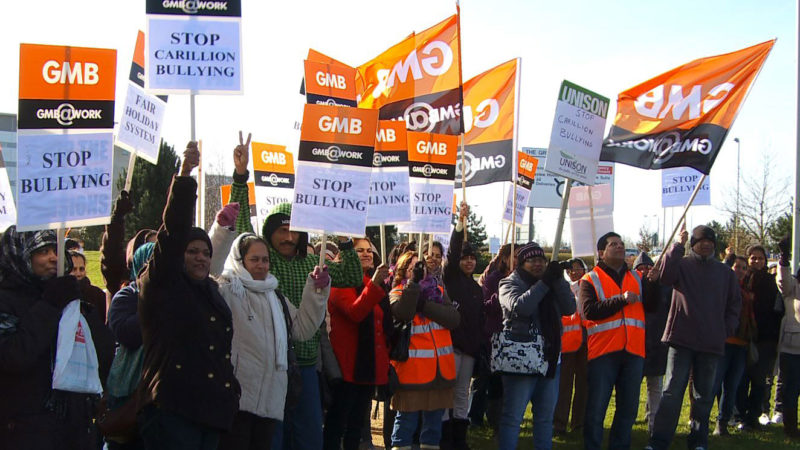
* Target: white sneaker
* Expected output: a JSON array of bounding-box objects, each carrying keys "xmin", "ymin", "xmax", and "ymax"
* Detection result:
[
  {"xmin": 772, "ymin": 412, "xmax": 784, "ymax": 424},
  {"xmin": 758, "ymin": 413, "xmax": 771, "ymax": 425}
]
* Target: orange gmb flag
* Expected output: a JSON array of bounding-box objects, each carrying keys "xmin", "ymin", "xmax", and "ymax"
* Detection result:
[
  {"xmin": 458, "ymin": 58, "xmax": 517, "ymax": 187},
  {"xmin": 356, "ymin": 14, "xmax": 462, "ymax": 135},
  {"xmin": 600, "ymin": 40, "xmax": 775, "ymax": 174},
  {"xmin": 19, "ymin": 43, "xmax": 117, "ymax": 130},
  {"xmin": 407, "ymin": 131, "xmax": 458, "ymax": 181}
]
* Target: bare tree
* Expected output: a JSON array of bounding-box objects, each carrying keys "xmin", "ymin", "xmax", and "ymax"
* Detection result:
[
  {"xmin": 723, "ymin": 150, "xmax": 790, "ymax": 250},
  {"xmin": 203, "ymin": 150, "xmax": 233, "ymax": 231}
]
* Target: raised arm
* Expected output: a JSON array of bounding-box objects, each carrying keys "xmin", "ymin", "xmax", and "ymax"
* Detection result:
[
  {"xmin": 326, "ymin": 239, "xmax": 363, "ymax": 288},
  {"xmin": 100, "ymin": 190, "xmax": 133, "ymax": 297},
  {"xmin": 231, "ymin": 131, "xmax": 254, "ymax": 234},
  {"xmin": 141, "ymin": 143, "xmax": 199, "ymax": 286},
  {"xmin": 660, "ymin": 223, "xmax": 688, "ymax": 287},
  {"xmin": 444, "ymin": 202, "xmax": 468, "ymax": 281}
]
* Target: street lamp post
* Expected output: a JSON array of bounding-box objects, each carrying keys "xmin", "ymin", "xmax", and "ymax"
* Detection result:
[{"xmin": 734, "ymin": 137, "xmax": 741, "ymax": 253}]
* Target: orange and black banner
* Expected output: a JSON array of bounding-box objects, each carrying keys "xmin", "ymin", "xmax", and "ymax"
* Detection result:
[
  {"xmin": 407, "ymin": 131, "xmax": 458, "ymax": 181},
  {"xmin": 458, "ymin": 58, "xmax": 517, "ymax": 187},
  {"xmin": 600, "ymin": 40, "xmax": 775, "ymax": 174},
  {"xmin": 356, "ymin": 15, "xmax": 462, "ymax": 135},
  {"xmin": 252, "ymin": 142, "xmax": 295, "ymax": 188},
  {"xmin": 299, "ymin": 104, "xmax": 378, "ymax": 168},
  {"xmin": 19, "ymin": 44, "xmax": 117, "ymax": 130},
  {"xmin": 374, "ymin": 120, "xmax": 408, "ymax": 168}
]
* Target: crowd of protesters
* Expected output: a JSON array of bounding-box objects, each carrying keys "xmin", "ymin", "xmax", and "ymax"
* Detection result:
[{"xmin": 1, "ymin": 138, "xmax": 799, "ymax": 450}]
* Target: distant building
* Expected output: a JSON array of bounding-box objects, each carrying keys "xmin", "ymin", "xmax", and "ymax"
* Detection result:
[{"xmin": 0, "ymin": 113, "xmax": 17, "ymax": 200}]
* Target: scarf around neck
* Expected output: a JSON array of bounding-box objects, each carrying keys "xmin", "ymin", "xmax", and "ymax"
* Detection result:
[{"xmin": 222, "ymin": 233, "xmax": 287, "ymax": 370}]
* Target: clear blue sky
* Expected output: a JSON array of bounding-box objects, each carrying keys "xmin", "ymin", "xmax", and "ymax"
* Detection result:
[{"xmin": 1, "ymin": 0, "xmax": 796, "ymax": 244}]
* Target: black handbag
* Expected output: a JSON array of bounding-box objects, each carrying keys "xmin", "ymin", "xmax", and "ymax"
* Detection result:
[{"xmin": 389, "ymin": 320, "xmax": 412, "ymax": 362}]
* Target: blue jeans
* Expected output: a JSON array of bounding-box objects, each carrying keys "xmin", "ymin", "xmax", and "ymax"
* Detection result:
[
  {"xmin": 649, "ymin": 346, "xmax": 719, "ymax": 450},
  {"xmin": 583, "ymin": 351, "xmax": 644, "ymax": 450},
  {"xmin": 713, "ymin": 343, "xmax": 746, "ymax": 423},
  {"xmin": 499, "ymin": 366, "xmax": 560, "ymax": 450},
  {"xmin": 279, "ymin": 366, "xmax": 323, "ymax": 450},
  {"xmin": 780, "ymin": 352, "xmax": 800, "ymax": 432},
  {"xmin": 391, "ymin": 409, "xmax": 444, "ymax": 447}
]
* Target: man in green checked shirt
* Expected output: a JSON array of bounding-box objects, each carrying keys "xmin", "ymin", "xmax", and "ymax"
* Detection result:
[{"xmin": 226, "ymin": 135, "xmax": 363, "ymax": 450}]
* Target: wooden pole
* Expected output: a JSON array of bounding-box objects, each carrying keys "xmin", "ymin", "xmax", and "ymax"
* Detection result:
[
  {"xmin": 551, "ymin": 180, "xmax": 573, "ymax": 261},
  {"xmin": 57, "ymin": 228, "xmax": 65, "ymax": 277},
  {"xmin": 653, "ymin": 174, "xmax": 708, "ymax": 267}
]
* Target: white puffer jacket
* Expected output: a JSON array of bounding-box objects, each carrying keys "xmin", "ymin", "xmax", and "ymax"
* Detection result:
[{"xmin": 777, "ymin": 265, "xmax": 800, "ymax": 355}]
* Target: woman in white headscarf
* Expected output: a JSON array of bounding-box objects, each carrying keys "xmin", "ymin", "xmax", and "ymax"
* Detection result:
[{"xmin": 216, "ymin": 233, "xmax": 330, "ymax": 450}]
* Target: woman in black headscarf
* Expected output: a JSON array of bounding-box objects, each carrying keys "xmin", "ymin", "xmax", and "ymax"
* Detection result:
[
  {"xmin": 137, "ymin": 142, "xmax": 241, "ymax": 449},
  {"xmin": 0, "ymin": 226, "xmax": 114, "ymax": 450}
]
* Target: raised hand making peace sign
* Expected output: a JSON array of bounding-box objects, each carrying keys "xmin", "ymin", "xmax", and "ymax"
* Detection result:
[{"xmin": 234, "ymin": 130, "xmax": 251, "ymax": 176}]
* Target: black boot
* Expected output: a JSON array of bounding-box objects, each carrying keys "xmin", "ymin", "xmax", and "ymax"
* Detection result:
[
  {"xmin": 452, "ymin": 419, "xmax": 471, "ymax": 450},
  {"xmin": 713, "ymin": 420, "xmax": 729, "ymax": 436},
  {"xmin": 440, "ymin": 420, "xmax": 454, "ymax": 450},
  {"xmin": 785, "ymin": 407, "xmax": 799, "ymax": 439}
]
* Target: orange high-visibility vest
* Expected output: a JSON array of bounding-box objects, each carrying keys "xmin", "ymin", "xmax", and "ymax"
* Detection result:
[
  {"xmin": 390, "ymin": 287, "xmax": 456, "ymax": 389},
  {"xmin": 581, "ymin": 267, "xmax": 645, "ymax": 361},
  {"xmin": 561, "ymin": 313, "xmax": 584, "ymax": 353}
]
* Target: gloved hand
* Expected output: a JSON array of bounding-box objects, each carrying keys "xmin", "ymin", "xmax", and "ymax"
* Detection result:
[
  {"xmin": 412, "ymin": 261, "xmax": 425, "ymax": 283},
  {"xmin": 311, "ymin": 265, "xmax": 330, "ymax": 290},
  {"xmin": 779, "ymin": 234, "xmax": 792, "ymax": 266},
  {"xmin": 371, "ymin": 264, "xmax": 390, "ymax": 289},
  {"xmin": 541, "ymin": 261, "xmax": 564, "ymax": 286},
  {"xmin": 43, "ymin": 276, "xmax": 82, "ymax": 309},
  {"xmin": 215, "ymin": 203, "xmax": 240, "ymax": 230},
  {"xmin": 112, "ymin": 190, "xmax": 133, "ymax": 219}
]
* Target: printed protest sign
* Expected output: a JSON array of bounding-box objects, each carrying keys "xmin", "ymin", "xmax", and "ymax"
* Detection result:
[
  {"xmin": 661, "ymin": 167, "xmax": 710, "ymax": 208},
  {"xmin": 145, "ymin": 0, "xmax": 243, "ymax": 94},
  {"xmin": 291, "ymin": 104, "xmax": 378, "ymax": 236},
  {"xmin": 367, "ymin": 120, "xmax": 410, "ymax": 225},
  {"xmin": 117, "ymin": 31, "xmax": 167, "ymax": 163},
  {"xmin": 569, "ymin": 184, "xmax": 614, "ymax": 257},
  {"xmin": 544, "ymin": 81, "xmax": 609, "ymax": 184},
  {"xmin": 405, "ymin": 131, "xmax": 458, "ymax": 234},
  {"xmin": 489, "ymin": 236, "xmax": 500, "ymax": 254},
  {"xmin": 17, "ymin": 44, "xmax": 116, "ymax": 231},
  {"xmin": 525, "ymin": 147, "xmax": 615, "ymax": 209},
  {"xmin": 251, "ymin": 142, "xmax": 294, "ymax": 226},
  {"xmin": 304, "ymin": 59, "xmax": 357, "ymax": 107},
  {"xmin": 0, "ymin": 144, "xmax": 17, "ymax": 231},
  {"xmin": 503, "ymin": 151, "xmax": 537, "ymax": 224}
]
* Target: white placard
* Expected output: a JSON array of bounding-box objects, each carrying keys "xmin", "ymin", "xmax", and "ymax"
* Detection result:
[
  {"xmin": 544, "ymin": 81, "xmax": 609, "ymax": 184},
  {"xmin": 406, "ymin": 181, "xmax": 454, "ymax": 234},
  {"xmin": 525, "ymin": 147, "xmax": 615, "ymax": 209},
  {"xmin": 661, "ymin": 167, "xmax": 710, "ymax": 208},
  {"xmin": 117, "ymin": 83, "xmax": 167, "ymax": 163},
  {"xmin": 0, "ymin": 166, "xmax": 17, "ymax": 232},
  {"xmin": 17, "ymin": 133, "xmax": 113, "ymax": 231},
  {"xmin": 291, "ymin": 164, "xmax": 371, "ymax": 237},
  {"xmin": 366, "ymin": 169, "xmax": 410, "ymax": 225},
  {"xmin": 568, "ymin": 184, "xmax": 614, "ymax": 258},
  {"xmin": 503, "ymin": 184, "xmax": 531, "ymax": 224}
]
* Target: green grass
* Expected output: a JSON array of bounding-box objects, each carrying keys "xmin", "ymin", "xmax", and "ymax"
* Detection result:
[
  {"xmin": 465, "ymin": 382, "xmax": 796, "ymax": 449},
  {"xmin": 84, "ymin": 250, "xmax": 104, "ymax": 287}
]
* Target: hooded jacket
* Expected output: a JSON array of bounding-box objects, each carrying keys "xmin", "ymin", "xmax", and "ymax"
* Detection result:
[{"xmin": 777, "ymin": 264, "xmax": 800, "ymax": 355}]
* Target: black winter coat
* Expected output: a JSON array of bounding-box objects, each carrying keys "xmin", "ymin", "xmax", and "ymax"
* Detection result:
[
  {"xmin": 0, "ymin": 274, "xmax": 114, "ymax": 444},
  {"xmin": 443, "ymin": 227, "xmax": 484, "ymax": 357},
  {"xmin": 138, "ymin": 176, "xmax": 240, "ymax": 432},
  {"xmin": 745, "ymin": 268, "xmax": 781, "ymax": 343}
]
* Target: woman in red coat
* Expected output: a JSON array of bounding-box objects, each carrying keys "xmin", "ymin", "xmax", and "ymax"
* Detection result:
[{"xmin": 323, "ymin": 238, "xmax": 391, "ymax": 450}]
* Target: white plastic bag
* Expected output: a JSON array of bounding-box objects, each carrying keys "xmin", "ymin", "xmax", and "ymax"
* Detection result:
[{"xmin": 52, "ymin": 300, "xmax": 103, "ymax": 394}]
